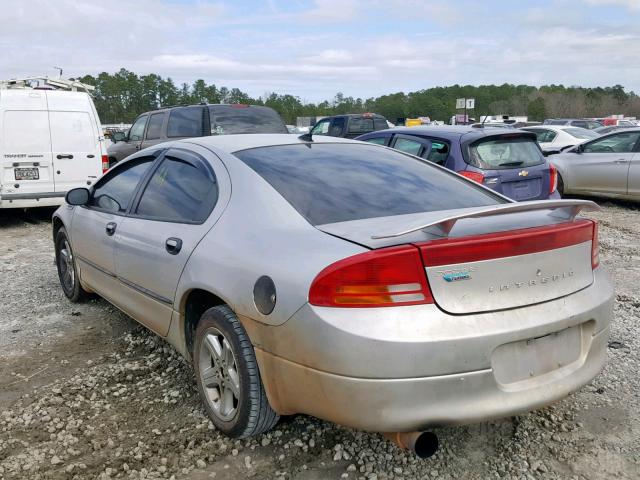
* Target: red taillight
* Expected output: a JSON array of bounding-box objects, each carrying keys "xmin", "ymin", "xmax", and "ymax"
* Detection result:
[
  {"xmin": 418, "ymin": 220, "xmax": 595, "ymax": 267},
  {"xmin": 101, "ymin": 155, "xmax": 109, "ymax": 173},
  {"xmin": 549, "ymin": 163, "xmax": 558, "ymax": 193},
  {"xmin": 458, "ymin": 171, "xmax": 485, "ymax": 184},
  {"xmin": 309, "ymin": 245, "xmax": 433, "ymax": 308},
  {"xmin": 591, "ymin": 221, "xmax": 599, "ymax": 269}
]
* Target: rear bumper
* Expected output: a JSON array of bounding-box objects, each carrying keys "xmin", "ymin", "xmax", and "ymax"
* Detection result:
[
  {"xmin": 255, "ymin": 326, "xmax": 607, "ymax": 431},
  {"xmin": 246, "ymin": 267, "xmax": 613, "ymax": 431},
  {"xmin": 0, "ymin": 192, "xmax": 65, "ymax": 209}
]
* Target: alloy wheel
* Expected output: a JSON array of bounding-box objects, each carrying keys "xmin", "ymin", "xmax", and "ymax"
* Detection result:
[
  {"xmin": 198, "ymin": 327, "xmax": 241, "ymax": 421},
  {"xmin": 58, "ymin": 239, "xmax": 75, "ymax": 293}
]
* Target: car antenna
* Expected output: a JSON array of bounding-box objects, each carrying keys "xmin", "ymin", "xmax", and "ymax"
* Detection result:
[{"xmin": 299, "ymin": 132, "xmax": 313, "ymax": 142}]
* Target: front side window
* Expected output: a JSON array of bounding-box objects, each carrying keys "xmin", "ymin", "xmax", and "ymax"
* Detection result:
[
  {"xmin": 167, "ymin": 107, "xmax": 204, "ymax": 138},
  {"xmin": 88, "ymin": 158, "xmax": 155, "ymax": 213},
  {"xmin": 129, "ymin": 116, "xmax": 148, "ymax": 142},
  {"xmin": 234, "ymin": 143, "xmax": 502, "ymax": 226},
  {"xmin": 583, "ymin": 132, "xmax": 640, "ymax": 153},
  {"xmin": 329, "ymin": 117, "xmax": 346, "ymax": 137},
  {"xmin": 394, "ymin": 137, "xmax": 423, "ymax": 156},
  {"xmin": 146, "ymin": 113, "xmax": 165, "ymax": 140},
  {"xmin": 135, "ymin": 152, "xmax": 218, "ymax": 223},
  {"xmin": 466, "ymin": 136, "xmax": 545, "ymax": 170},
  {"xmin": 311, "ymin": 119, "xmax": 331, "ymax": 136}
]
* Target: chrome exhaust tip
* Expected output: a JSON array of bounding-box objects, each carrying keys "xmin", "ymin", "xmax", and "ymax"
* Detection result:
[{"xmin": 384, "ymin": 431, "xmax": 439, "ymax": 459}]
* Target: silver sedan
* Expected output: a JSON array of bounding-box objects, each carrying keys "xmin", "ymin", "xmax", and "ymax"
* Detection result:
[
  {"xmin": 550, "ymin": 128, "xmax": 640, "ymax": 200},
  {"xmin": 53, "ymin": 134, "xmax": 612, "ymax": 457}
]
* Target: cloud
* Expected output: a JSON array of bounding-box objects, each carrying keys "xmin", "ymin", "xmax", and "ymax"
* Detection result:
[{"xmin": 583, "ymin": 0, "xmax": 640, "ymax": 10}]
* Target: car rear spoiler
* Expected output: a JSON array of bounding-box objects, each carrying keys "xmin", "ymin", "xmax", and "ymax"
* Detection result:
[{"xmin": 371, "ymin": 200, "xmax": 600, "ymax": 239}]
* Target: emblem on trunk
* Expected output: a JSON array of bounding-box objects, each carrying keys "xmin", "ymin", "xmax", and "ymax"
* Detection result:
[
  {"xmin": 442, "ymin": 271, "xmax": 472, "ymax": 282},
  {"xmin": 518, "ymin": 170, "xmax": 529, "ymax": 177}
]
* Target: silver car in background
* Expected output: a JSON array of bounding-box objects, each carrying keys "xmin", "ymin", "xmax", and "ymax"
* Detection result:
[
  {"xmin": 53, "ymin": 134, "xmax": 612, "ymax": 458},
  {"xmin": 550, "ymin": 128, "xmax": 640, "ymax": 200}
]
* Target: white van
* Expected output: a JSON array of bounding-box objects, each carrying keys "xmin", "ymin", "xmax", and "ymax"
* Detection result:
[{"xmin": 0, "ymin": 88, "xmax": 107, "ymax": 209}]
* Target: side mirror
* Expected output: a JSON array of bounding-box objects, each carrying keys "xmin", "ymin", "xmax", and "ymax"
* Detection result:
[
  {"xmin": 65, "ymin": 188, "xmax": 90, "ymax": 206},
  {"xmin": 112, "ymin": 131, "xmax": 126, "ymax": 143}
]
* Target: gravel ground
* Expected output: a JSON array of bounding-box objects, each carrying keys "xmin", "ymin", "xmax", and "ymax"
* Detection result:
[{"xmin": 0, "ymin": 202, "xmax": 638, "ymax": 480}]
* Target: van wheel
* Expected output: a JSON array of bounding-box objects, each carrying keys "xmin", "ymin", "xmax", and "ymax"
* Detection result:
[
  {"xmin": 55, "ymin": 227, "xmax": 89, "ymax": 302},
  {"xmin": 193, "ymin": 305, "xmax": 279, "ymax": 438}
]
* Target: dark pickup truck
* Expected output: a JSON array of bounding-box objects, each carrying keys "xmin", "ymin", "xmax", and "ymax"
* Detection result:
[
  {"xmin": 309, "ymin": 113, "xmax": 389, "ymax": 139},
  {"xmin": 107, "ymin": 104, "xmax": 288, "ymax": 165}
]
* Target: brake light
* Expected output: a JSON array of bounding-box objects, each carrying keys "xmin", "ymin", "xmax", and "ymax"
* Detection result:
[
  {"xmin": 418, "ymin": 220, "xmax": 594, "ymax": 267},
  {"xmin": 309, "ymin": 245, "xmax": 433, "ymax": 308},
  {"xmin": 101, "ymin": 155, "xmax": 109, "ymax": 173},
  {"xmin": 591, "ymin": 221, "xmax": 599, "ymax": 269},
  {"xmin": 549, "ymin": 163, "xmax": 558, "ymax": 193},
  {"xmin": 458, "ymin": 171, "xmax": 485, "ymax": 184}
]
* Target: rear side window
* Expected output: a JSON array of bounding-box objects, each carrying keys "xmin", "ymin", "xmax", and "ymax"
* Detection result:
[
  {"xmin": 329, "ymin": 117, "xmax": 346, "ymax": 136},
  {"xmin": 167, "ymin": 107, "xmax": 204, "ymax": 138},
  {"xmin": 564, "ymin": 128, "xmax": 598, "ymax": 140},
  {"xmin": 88, "ymin": 158, "xmax": 155, "ymax": 213},
  {"xmin": 425, "ymin": 140, "xmax": 449, "ymax": 165},
  {"xmin": 394, "ymin": 137, "xmax": 423, "ymax": 156},
  {"xmin": 234, "ymin": 143, "xmax": 502, "ymax": 225},
  {"xmin": 363, "ymin": 137, "xmax": 389, "ymax": 146},
  {"xmin": 135, "ymin": 152, "xmax": 218, "ymax": 223},
  {"xmin": 347, "ymin": 117, "xmax": 375, "ymax": 134},
  {"xmin": 466, "ymin": 136, "xmax": 545, "ymax": 170},
  {"xmin": 374, "ymin": 118, "xmax": 388, "ymax": 130},
  {"xmin": 146, "ymin": 113, "xmax": 165, "ymax": 140},
  {"xmin": 528, "ymin": 128, "xmax": 557, "ymax": 143},
  {"xmin": 209, "ymin": 105, "xmax": 287, "ymax": 135}
]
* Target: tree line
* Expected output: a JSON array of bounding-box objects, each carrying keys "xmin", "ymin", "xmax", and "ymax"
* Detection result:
[{"xmin": 79, "ymin": 68, "xmax": 640, "ymax": 125}]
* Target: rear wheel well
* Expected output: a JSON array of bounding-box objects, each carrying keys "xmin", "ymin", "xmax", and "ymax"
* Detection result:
[{"xmin": 183, "ymin": 289, "xmax": 226, "ymax": 354}]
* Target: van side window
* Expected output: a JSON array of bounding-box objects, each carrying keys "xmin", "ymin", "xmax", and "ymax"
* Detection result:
[
  {"xmin": 167, "ymin": 107, "xmax": 204, "ymax": 138},
  {"xmin": 146, "ymin": 113, "xmax": 165, "ymax": 140},
  {"xmin": 88, "ymin": 158, "xmax": 155, "ymax": 214},
  {"xmin": 129, "ymin": 116, "xmax": 148, "ymax": 142}
]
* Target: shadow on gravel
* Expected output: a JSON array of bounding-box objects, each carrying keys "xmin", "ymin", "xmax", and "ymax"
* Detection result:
[{"xmin": 0, "ymin": 207, "xmax": 57, "ymax": 228}]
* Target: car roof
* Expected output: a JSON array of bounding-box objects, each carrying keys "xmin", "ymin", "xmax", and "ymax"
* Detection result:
[
  {"xmin": 523, "ymin": 125, "xmax": 587, "ymax": 132},
  {"xmin": 186, "ymin": 133, "xmax": 361, "ymax": 153},
  {"xmin": 360, "ymin": 125, "xmax": 534, "ymax": 142}
]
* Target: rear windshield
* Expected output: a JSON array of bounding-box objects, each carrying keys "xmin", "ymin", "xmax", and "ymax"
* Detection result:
[
  {"xmin": 234, "ymin": 143, "xmax": 503, "ymax": 225},
  {"xmin": 347, "ymin": 117, "xmax": 376, "ymax": 134},
  {"xmin": 209, "ymin": 106, "xmax": 288, "ymax": 135},
  {"xmin": 564, "ymin": 128, "xmax": 599, "ymax": 140},
  {"xmin": 466, "ymin": 136, "xmax": 545, "ymax": 170}
]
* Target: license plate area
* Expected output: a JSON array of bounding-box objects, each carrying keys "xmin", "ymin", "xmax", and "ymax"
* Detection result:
[
  {"xmin": 14, "ymin": 168, "xmax": 39, "ymax": 180},
  {"xmin": 491, "ymin": 324, "xmax": 585, "ymax": 386}
]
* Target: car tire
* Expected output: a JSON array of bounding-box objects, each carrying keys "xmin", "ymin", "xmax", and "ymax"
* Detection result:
[
  {"xmin": 557, "ymin": 173, "xmax": 565, "ymax": 197},
  {"xmin": 193, "ymin": 305, "xmax": 279, "ymax": 438},
  {"xmin": 55, "ymin": 227, "xmax": 89, "ymax": 302}
]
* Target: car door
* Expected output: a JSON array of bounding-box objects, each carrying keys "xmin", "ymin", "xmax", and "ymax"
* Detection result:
[
  {"xmin": 624, "ymin": 137, "xmax": 640, "ymax": 197},
  {"xmin": 567, "ymin": 131, "xmax": 640, "ymax": 194},
  {"xmin": 114, "ymin": 146, "xmax": 225, "ymax": 336},
  {"xmin": 139, "ymin": 112, "xmax": 167, "ymax": 150},
  {"xmin": 71, "ymin": 156, "xmax": 157, "ymax": 301}
]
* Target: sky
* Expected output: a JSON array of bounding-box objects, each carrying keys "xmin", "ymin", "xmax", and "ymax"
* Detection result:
[{"xmin": 2, "ymin": 0, "xmax": 640, "ymax": 102}]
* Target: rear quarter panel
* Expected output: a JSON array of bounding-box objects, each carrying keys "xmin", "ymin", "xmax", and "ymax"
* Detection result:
[{"xmin": 174, "ymin": 147, "xmax": 366, "ymax": 326}]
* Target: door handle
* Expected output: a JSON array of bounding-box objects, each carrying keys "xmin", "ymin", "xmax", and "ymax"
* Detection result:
[
  {"xmin": 105, "ymin": 222, "xmax": 117, "ymax": 236},
  {"xmin": 614, "ymin": 159, "xmax": 629, "ymax": 164},
  {"xmin": 56, "ymin": 154, "xmax": 74, "ymax": 159},
  {"xmin": 165, "ymin": 237, "xmax": 183, "ymax": 255}
]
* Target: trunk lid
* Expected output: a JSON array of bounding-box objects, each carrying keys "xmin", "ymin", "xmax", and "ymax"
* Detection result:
[
  {"xmin": 487, "ymin": 164, "xmax": 546, "ymax": 201},
  {"xmin": 317, "ymin": 200, "xmax": 599, "ymax": 314}
]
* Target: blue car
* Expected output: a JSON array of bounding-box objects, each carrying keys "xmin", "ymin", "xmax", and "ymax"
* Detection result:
[{"xmin": 356, "ymin": 126, "xmax": 560, "ymax": 201}]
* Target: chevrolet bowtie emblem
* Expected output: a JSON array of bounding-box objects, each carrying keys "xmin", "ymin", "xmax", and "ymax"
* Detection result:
[{"xmin": 518, "ymin": 170, "xmax": 529, "ymax": 177}]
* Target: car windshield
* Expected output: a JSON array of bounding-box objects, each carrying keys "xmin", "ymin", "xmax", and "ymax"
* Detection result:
[
  {"xmin": 209, "ymin": 106, "xmax": 288, "ymax": 134},
  {"xmin": 564, "ymin": 128, "xmax": 599, "ymax": 140},
  {"xmin": 234, "ymin": 143, "xmax": 503, "ymax": 225},
  {"xmin": 466, "ymin": 136, "xmax": 545, "ymax": 170}
]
